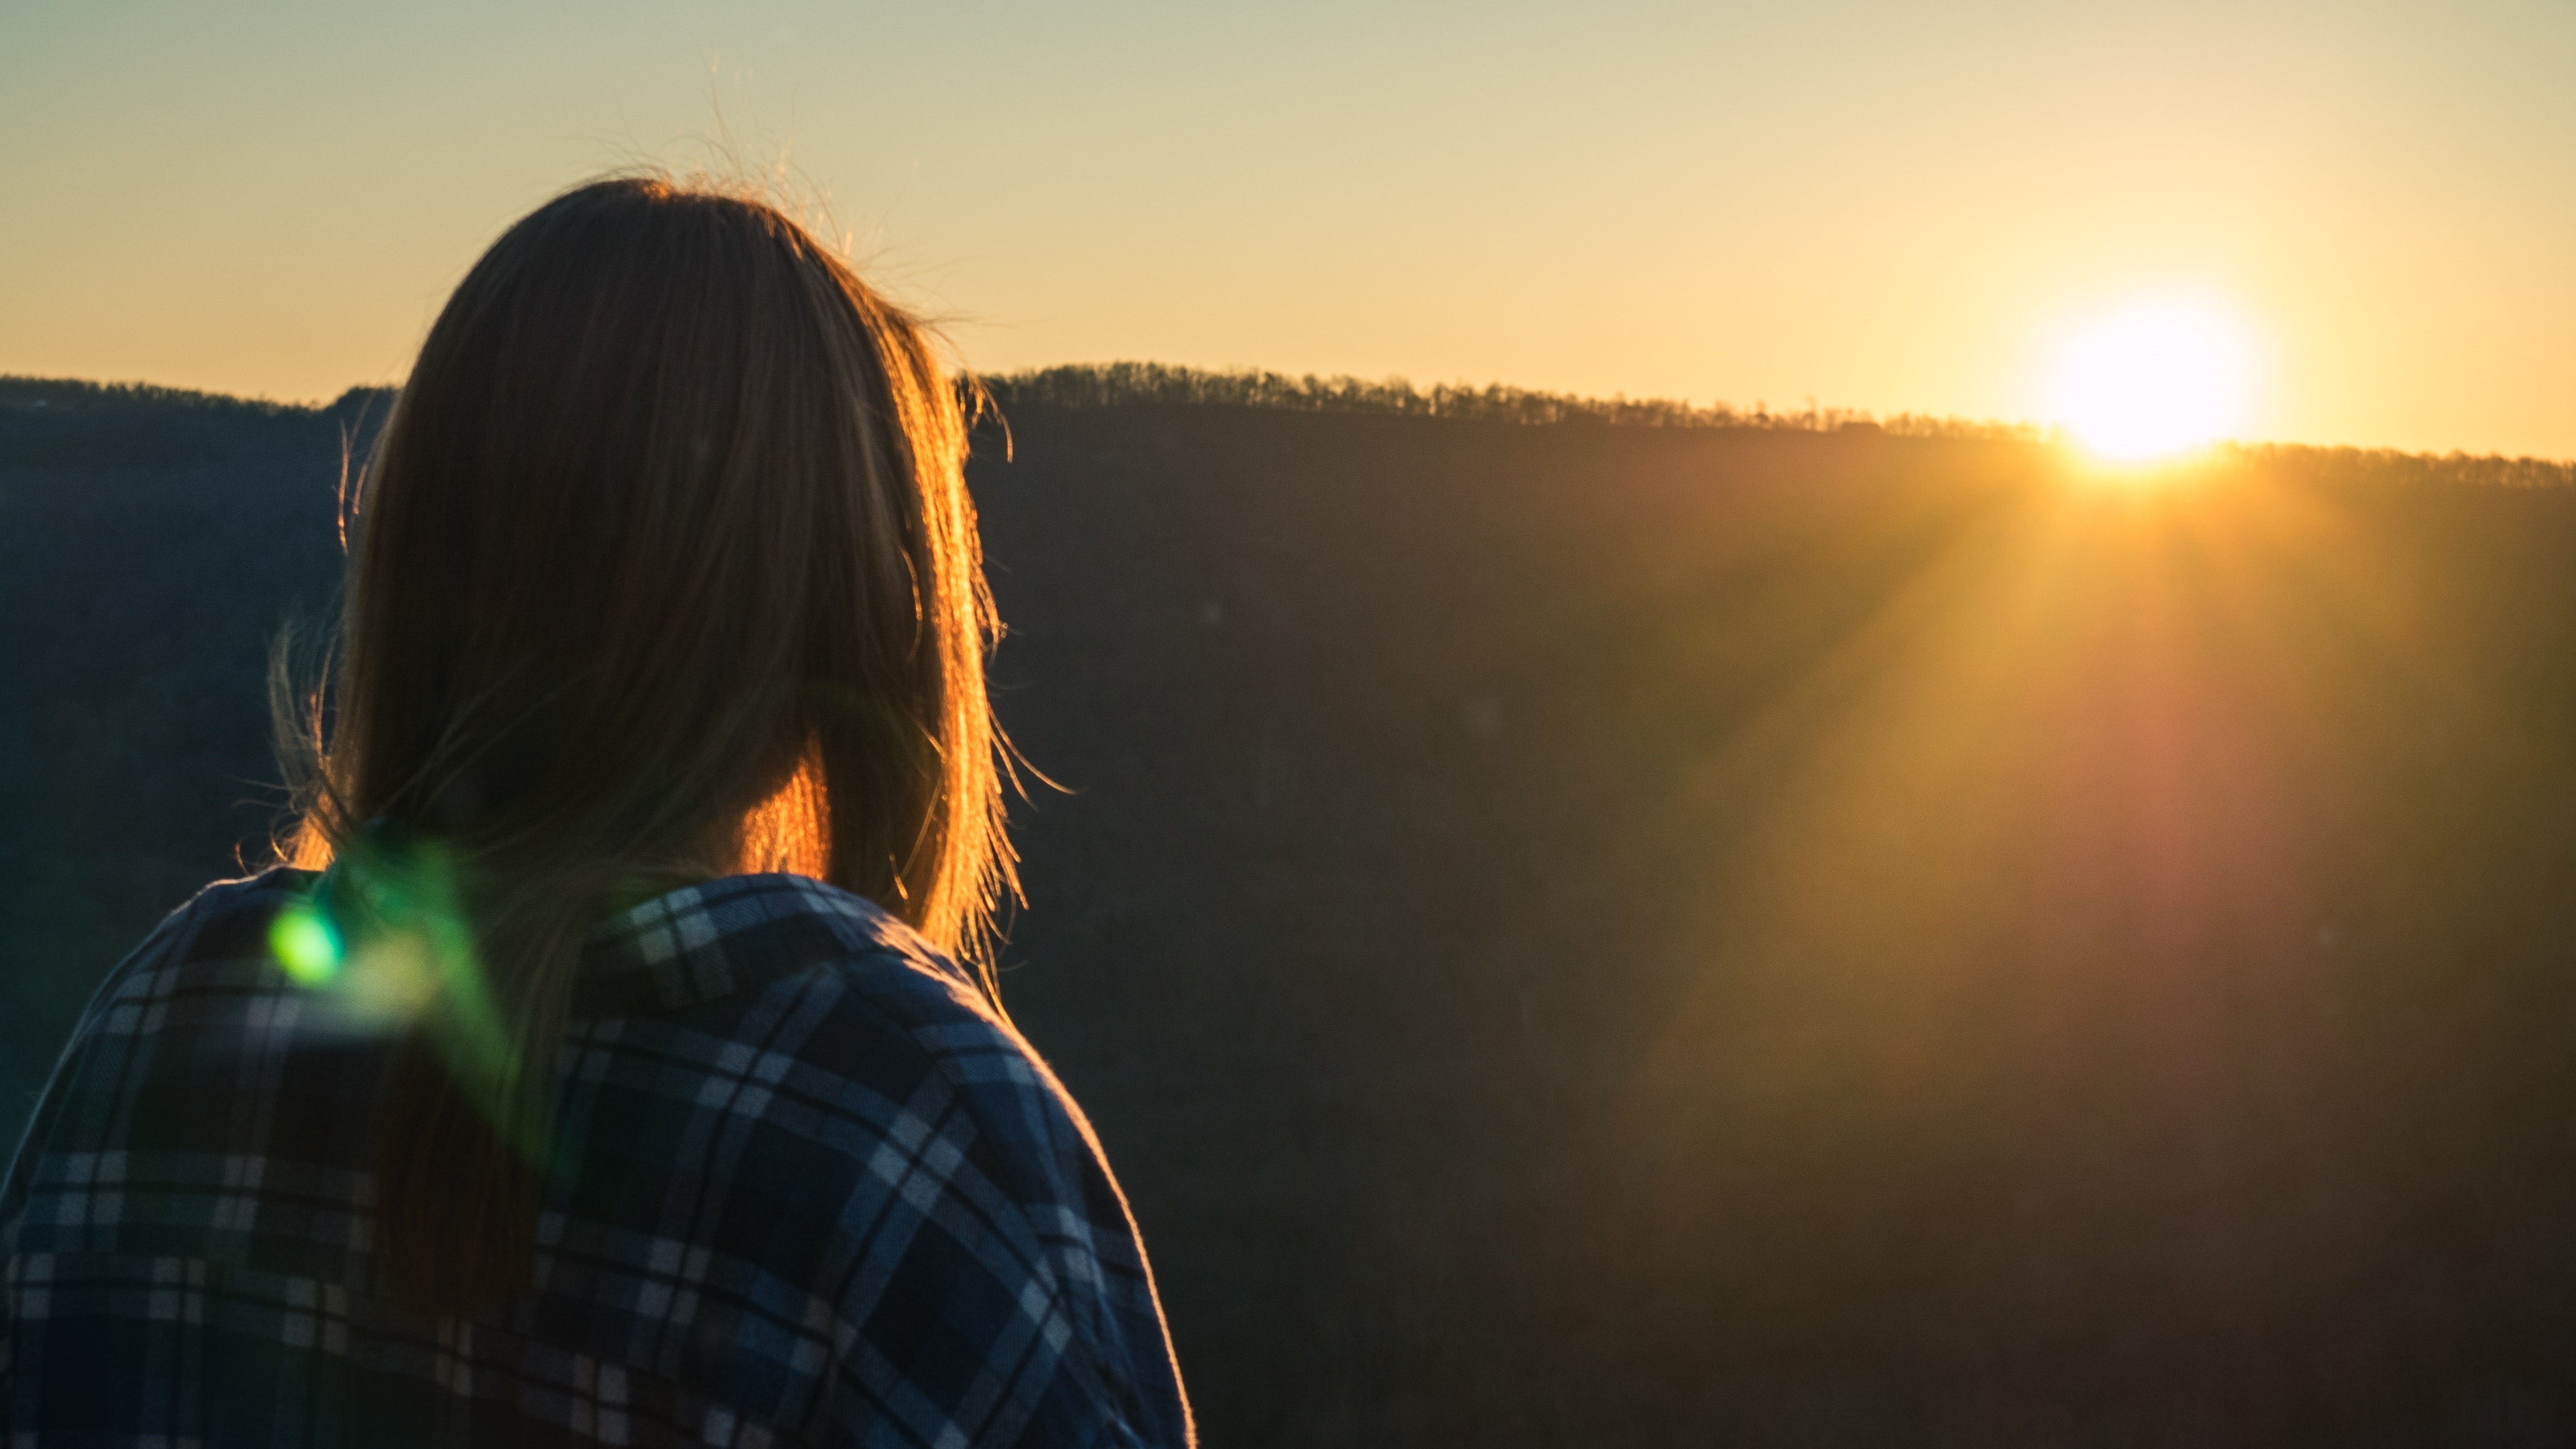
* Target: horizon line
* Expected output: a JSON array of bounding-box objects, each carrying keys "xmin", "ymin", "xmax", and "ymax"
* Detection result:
[{"xmin": 3, "ymin": 364, "xmax": 2568, "ymax": 471}]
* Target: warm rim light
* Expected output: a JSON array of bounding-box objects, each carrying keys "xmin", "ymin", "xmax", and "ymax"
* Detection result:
[{"xmin": 2046, "ymin": 293, "xmax": 2260, "ymax": 463}]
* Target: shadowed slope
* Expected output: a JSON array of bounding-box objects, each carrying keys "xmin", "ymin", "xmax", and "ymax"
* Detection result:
[{"xmin": 11, "ymin": 386, "xmax": 2576, "ymax": 1442}]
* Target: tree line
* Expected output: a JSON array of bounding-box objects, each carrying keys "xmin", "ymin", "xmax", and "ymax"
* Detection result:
[
  {"xmin": 11, "ymin": 368, "xmax": 2572, "ymax": 487},
  {"xmin": 977, "ymin": 360, "xmax": 2036, "ymax": 439}
]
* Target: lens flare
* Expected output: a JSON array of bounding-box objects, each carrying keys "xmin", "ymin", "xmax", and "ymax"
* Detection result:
[
  {"xmin": 267, "ymin": 841, "xmax": 538, "ymax": 1158},
  {"xmin": 270, "ymin": 903, "xmax": 344, "ymax": 985},
  {"xmin": 2047, "ymin": 293, "xmax": 2261, "ymax": 463}
]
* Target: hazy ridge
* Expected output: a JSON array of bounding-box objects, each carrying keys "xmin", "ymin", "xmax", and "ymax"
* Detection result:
[{"xmin": 11, "ymin": 364, "xmax": 2572, "ymax": 482}]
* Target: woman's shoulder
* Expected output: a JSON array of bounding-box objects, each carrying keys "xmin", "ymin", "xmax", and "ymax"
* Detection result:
[
  {"xmin": 81, "ymin": 864, "xmax": 318, "ymax": 1002},
  {"xmin": 573, "ymin": 870, "xmax": 999, "ymax": 1034},
  {"xmin": 575, "ymin": 872, "xmax": 1071, "ymax": 1149},
  {"xmin": 579, "ymin": 871, "xmax": 1126, "ymax": 1235},
  {"xmin": 1, "ymin": 867, "xmax": 327, "ymax": 1229},
  {"xmin": 95, "ymin": 866, "xmax": 1001, "ymax": 1054},
  {"xmin": 574, "ymin": 875, "xmax": 1189, "ymax": 1445}
]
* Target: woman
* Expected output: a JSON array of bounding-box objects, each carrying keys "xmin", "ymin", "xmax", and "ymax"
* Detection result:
[{"xmin": 0, "ymin": 175, "xmax": 1192, "ymax": 1447}]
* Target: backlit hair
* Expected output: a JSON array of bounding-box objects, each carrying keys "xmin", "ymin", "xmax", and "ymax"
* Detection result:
[{"xmin": 275, "ymin": 173, "xmax": 1014, "ymax": 1311}]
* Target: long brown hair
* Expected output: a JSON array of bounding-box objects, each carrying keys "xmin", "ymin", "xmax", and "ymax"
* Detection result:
[{"xmin": 274, "ymin": 174, "xmax": 1014, "ymax": 1312}]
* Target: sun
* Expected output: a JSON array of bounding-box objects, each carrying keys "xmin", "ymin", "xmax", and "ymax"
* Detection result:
[{"xmin": 2046, "ymin": 293, "xmax": 2261, "ymax": 463}]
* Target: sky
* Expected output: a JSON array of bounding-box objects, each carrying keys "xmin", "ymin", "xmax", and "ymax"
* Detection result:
[{"xmin": 3, "ymin": 0, "xmax": 2570, "ymax": 458}]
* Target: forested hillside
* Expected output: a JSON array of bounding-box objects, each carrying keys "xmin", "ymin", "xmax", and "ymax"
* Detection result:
[{"xmin": 10, "ymin": 372, "xmax": 2576, "ymax": 1443}]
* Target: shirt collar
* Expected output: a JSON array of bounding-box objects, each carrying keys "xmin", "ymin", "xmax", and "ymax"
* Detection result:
[{"xmin": 573, "ymin": 872, "xmax": 927, "ymax": 1017}]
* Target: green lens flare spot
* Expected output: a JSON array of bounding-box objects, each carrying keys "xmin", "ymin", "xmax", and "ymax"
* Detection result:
[{"xmin": 271, "ymin": 903, "xmax": 344, "ymax": 986}]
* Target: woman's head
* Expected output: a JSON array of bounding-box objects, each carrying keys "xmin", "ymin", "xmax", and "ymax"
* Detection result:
[
  {"xmin": 298, "ymin": 173, "xmax": 1010, "ymax": 944},
  {"xmin": 278, "ymin": 173, "xmax": 1013, "ymax": 1307}
]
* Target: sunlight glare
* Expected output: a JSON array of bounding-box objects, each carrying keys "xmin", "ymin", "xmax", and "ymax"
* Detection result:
[
  {"xmin": 270, "ymin": 902, "xmax": 344, "ymax": 986},
  {"xmin": 2048, "ymin": 294, "xmax": 2260, "ymax": 463}
]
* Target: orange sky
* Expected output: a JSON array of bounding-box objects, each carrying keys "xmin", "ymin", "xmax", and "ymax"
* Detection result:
[{"xmin": 3, "ymin": 1, "xmax": 2570, "ymax": 458}]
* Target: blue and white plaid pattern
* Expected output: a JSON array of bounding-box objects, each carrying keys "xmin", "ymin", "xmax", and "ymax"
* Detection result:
[{"xmin": 1, "ymin": 870, "xmax": 1192, "ymax": 1447}]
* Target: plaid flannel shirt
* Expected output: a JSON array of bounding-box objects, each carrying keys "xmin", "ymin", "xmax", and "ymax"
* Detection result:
[{"xmin": 1, "ymin": 869, "xmax": 1192, "ymax": 1448}]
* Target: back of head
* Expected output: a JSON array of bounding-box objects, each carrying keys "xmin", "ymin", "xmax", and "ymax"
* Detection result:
[{"xmin": 277, "ymin": 174, "xmax": 1012, "ymax": 1312}]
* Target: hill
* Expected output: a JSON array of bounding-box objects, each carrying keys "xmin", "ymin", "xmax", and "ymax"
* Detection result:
[{"xmin": 8, "ymin": 372, "xmax": 2576, "ymax": 1442}]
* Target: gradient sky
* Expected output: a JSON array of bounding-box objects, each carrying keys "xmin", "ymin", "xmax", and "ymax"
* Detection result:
[{"xmin": 4, "ymin": 0, "xmax": 2570, "ymax": 457}]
